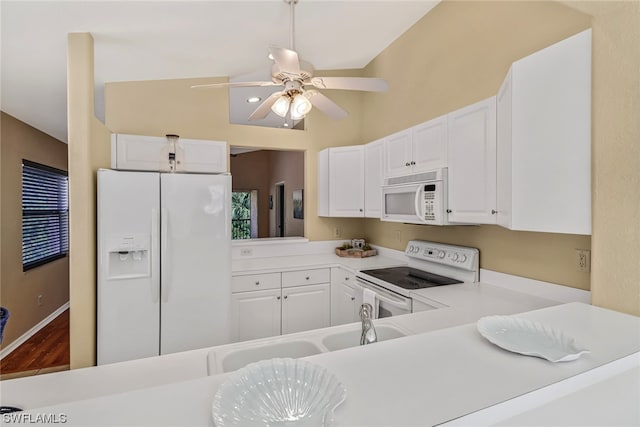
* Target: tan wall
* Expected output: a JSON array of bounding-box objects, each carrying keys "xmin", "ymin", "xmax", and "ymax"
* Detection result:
[
  {"xmin": 268, "ymin": 150, "xmax": 305, "ymax": 237},
  {"xmin": 230, "ymin": 151, "xmax": 271, "ymax": 238},
  {"xmin": 67, "ymin": 33, "xmax": 111, "ymax": 368},
  {"xmin": 360, "ymin": 1, "xmax": 594, "ymax": 291},
  {"xmin": 560, "ymin": 0, "xmax": 640, "ymax": 315},
  {"xmin": 0, "ymin": 112, "xmax": 70, "ymax": 349}
]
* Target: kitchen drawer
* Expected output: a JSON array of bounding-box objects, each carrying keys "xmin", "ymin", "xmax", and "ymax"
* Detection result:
[
  {"xmin": 282, "ymin": 268, "xmax": 331, "ymax": 288},
  {"xmin": 232, "ymin": 273, "xmax": 281, "ymax": 293}
]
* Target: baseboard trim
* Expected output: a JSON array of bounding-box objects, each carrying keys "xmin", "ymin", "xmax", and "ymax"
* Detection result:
[{"xmin": 0, "ymin": 302, "xmax": 69, "ymax": 360}]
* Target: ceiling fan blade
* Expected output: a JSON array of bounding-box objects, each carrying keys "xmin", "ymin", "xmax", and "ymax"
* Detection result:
[
  {"xmin": 248, "ymin": 91, "xmax": 284, "ymax": 121},
  {"xmin": 308, "ymin": 77, "xmax": 389, "ymax": 92},
  {"xmin": 191, "ymin": 81, "xmax": 278, "ymax": 89},
  {"xmin": 305, "ymin": 90, "xmax": 347, "ymax": 120},
  {"xmin": 269, "ymin": 46, "xmax": 301, "ymax": 77}
]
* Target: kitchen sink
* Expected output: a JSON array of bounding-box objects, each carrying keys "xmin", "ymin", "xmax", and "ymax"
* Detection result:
[
  {"xmin": 322, "ymin": 325, "xmax": 407, "ymax": 351},
  {"xmin": 210, "ymin": 340, "xmax": 324, "ymax": 373}
]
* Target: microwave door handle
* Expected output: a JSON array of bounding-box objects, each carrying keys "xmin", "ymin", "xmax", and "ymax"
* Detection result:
[{"xmin": 414, "ymin": 185, "xmax": 423, "ymax": 220}]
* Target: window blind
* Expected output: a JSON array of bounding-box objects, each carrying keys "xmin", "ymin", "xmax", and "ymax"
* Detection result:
[{"xmin": 22, "ymin": 160, "xmax": 69, "ymax": 271}]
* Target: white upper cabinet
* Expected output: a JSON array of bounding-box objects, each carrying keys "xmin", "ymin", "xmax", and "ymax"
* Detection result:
[
  {"xmin": 318, "ymin": 145, "xmax": 372, "ymax": 218},
  {"xmin": 111, "ymin": 133, "xmax": 227, "ymax": 173},
  {"xmin": 384, "ymin": 116, "xmax": 448, "ymax": 178},
  {"xmin": 497, "ymin": 29, "xmax": 592, "ymax": 235},
  {"xmin": 384, "ymin": 129, "xmax": 413, "ymax": 177},
  {"xmin": 364, "ymin": 139, "xmax": 384, "ymax": 218},
  {"xmin": 411, "ymin": 116, "xmax": 448, "ymax": 171},
  {"xmin": 447, "ymin": 96, "xmax": 497, "ymax": 224}
]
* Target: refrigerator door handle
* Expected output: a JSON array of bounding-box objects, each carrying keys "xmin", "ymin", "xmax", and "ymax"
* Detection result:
[
  {"xmin": 161, "ymin": 207, "xmax": 170, "ymax": 303},
  {"xmin": 150, "ymin": 208, "xmax": 160, "ymax": 303}
]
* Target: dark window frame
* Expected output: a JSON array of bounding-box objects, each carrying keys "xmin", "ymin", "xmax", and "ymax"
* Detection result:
[{"xmin": 21, "ymin": 159, "xmax": 69, "ymax": 271}]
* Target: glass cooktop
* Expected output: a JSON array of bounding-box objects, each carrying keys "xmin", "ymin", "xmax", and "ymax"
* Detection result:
[{"xmin": 359, "ymin": 266, "xmax": 462, "ymax": 290}]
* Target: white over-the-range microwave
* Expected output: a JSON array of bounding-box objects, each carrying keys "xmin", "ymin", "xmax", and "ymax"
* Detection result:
[{"xmin": 381, "ymin": 168, "xmax": 449, "ymax": 225}]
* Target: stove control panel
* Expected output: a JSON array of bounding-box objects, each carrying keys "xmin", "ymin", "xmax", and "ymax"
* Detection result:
[{"xmin": 405, "ymin": 240, "xmax": 478, "ymax": 271}]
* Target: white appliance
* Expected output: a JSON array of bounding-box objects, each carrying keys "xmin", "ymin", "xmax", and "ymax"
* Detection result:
[
  {"xmin": 356, "ymin": 240, "xmax": 479, "ymax": 317},
  {"xmin": 97, "ymin": 169, "xmax": 231, "ymax": 365},
  {"xmin": 381, "ymin": 168, "xmax": 449, "ymax": 225}
]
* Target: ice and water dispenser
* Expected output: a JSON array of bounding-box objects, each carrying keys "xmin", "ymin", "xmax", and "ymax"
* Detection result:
[{"xmin": 106, "ymin": 234, "xmax": 151, "ymax": 279}]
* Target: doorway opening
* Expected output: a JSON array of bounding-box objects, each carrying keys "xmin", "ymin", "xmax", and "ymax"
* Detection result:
[{"xmin": 275, "ymin": 182, "xmax": 285, "ymax": 237}]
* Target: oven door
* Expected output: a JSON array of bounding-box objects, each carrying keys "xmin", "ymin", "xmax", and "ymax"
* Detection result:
[{"xmin": 356, "ymin": 278, "xmax": 412, "ymax": 318}]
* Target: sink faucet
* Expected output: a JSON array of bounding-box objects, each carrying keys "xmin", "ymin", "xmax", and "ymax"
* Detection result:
[{"xmin": 360, "ymin": 303, "xmax": 378, "ymax": 345}]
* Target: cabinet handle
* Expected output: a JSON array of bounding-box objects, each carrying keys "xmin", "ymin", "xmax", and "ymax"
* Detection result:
[
  {"xmin": 405, "ymin": 162, "xmax": 411, "ymax": 167},
  {"xmin": 351, "ymin": 297, "xmax": 355, "ymax": 301},
  {"xmin": 446, "ymin": 209, "xmax": 452, "ymax": 213},
  {"xmin": 411, "ymin": 161, "xmax": 416, "ymax": 165},
  {"xmin": 284, "ymin": 295, "xmax": 288, "ymax": 299},
  {"xmin": 359, "ymin": 208, "xmax": 363, "ymax": 212},
  {"xmin": 345, "ymin": 277, "xmax": 349, "ymax": 281},
  {"xmin": 305, "ymin": 276, "xmax": 310, "ymax": 280},
  {"xmin": 491, "ymin": 209, "xmax": 497, "ymax": 215},
  {"xmin": 277, "ymin": 296, "xmax": 281, "ymax": 300},
  {"xmin": 255, "ymin": 281, "xmax": 260, "ymax": 286}
]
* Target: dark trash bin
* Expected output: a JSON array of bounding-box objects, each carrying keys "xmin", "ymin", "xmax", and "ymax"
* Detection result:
[{"xmin": 0, "ymin": 306, "xmax": 9, "ymax": 344}]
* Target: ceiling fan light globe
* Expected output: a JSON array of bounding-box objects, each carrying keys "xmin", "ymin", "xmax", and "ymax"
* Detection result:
[
  {"xmin": 271, "ymin": 96, "xmax": 291, "ymax": 117},
  {"xmin": 291, "ymin": 93, "xmax": 312, "ymax": 120}
]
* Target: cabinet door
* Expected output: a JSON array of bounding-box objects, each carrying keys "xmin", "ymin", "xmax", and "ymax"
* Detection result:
[
  {"xmin": 230, "ymin": 289, "xmax": 281, "ymax": 343},
  {"xmin": 496, "ymin": 70, "xmax": 513, "ymax": 229},
  {"xmin": 384, "ymin": 129, "xmax": 412, "ymax": 178},
  {"xmin": 282, "ymin": 284, "xmax": 330, "ymax": 335},
  {"xmin": 180, "ymin": 138, "xmax": 227, "ymax": 173},
  {"xmin": 328, "ymin": 146, "xmax": 365, "ymax": 217},
  {"xmin": 411, "ymin": 116, "xmax": 448, "ymax": 172},
  {"xmin": 447, "ymin": 97, "xmax": 497, "ymax": 224},
  {"xmin": 111, "ymin": 134, "xmax": 168, "ymax": 172},
  {"xmin": 330, "ymin": 268, "xmax": 359, "ymax": 326},
  {"xmin": 364, "ymin": 139, "xmax": 384, "ymax": 218}
]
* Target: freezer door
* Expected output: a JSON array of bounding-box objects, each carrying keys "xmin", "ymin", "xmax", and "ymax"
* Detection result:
[
  {"xmin": 97, "ymin": 169, "xmax": 161, "ymax": 365},
  {"xmin": 160, "ymin": 173, "xmax": 231, "ymax": 354}
]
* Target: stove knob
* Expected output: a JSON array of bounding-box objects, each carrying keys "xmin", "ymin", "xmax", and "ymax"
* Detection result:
[
  {"xmin": 460, "ymin": 254, "xmax": 467, "ymax": 263},
  {"xmin": 452, "ymin": 253, "xmax": 459, "ymax": 261},
  {"xmin": 438, "ymin": 251, "xmax": 445, "ymax": 259}
]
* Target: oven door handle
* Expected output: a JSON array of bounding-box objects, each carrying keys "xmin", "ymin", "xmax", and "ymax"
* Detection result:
[{"xmin": 357, "ymin": 279, "xmax": 412, "ymax": 309}]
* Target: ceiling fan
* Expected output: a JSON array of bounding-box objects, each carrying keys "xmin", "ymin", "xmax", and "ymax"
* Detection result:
[{"xmin": 191, "ymin": 0, "xmax": 388, "ymax": 122}]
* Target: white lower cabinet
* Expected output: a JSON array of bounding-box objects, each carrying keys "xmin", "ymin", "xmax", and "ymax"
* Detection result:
[
  {"xmin": 231, "ymin": 269, "xmax": 331, "ymax": 343},
  {"xmin": 231, "ymin": 288, "xmax": 282, "ymax": 342},
  {"xmin": 281, "ymin": 284, "xmax": 331, "ymax": 335},
  {"xmin": 330, "ymin": 268, "xmax": 363, "ymax": 326}
]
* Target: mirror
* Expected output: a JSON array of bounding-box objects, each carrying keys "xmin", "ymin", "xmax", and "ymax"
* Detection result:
[{"xmin": 230, "ymin": 147, "xmax": 304, "ymax": 240}]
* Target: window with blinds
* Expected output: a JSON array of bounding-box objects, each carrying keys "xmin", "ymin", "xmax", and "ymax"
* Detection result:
[{"xmin": 22, "ymin": 160, "xmax": 69, "ymax": 271}]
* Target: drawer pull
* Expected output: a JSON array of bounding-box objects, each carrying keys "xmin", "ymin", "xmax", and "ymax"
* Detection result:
[
  {"xmin": 255, "ymin": 281, "xmax": 260, "ymax": 286},
  {"xmin": 284, "ymin": 295, "xmax": 288, "ymax": 299},
  {"xmin": 351, "ymin": 297, "xmax": 355, "ymax": 301},
  {"xmin": 345, "ymin": 277, "xmax": 349, "ymax": 281},
  {"xmin": 305, "ymin": 276, "xmax": 310, "ymax": 280},
  {"xmin": 277, "ymin": 296, "xmax": 281, "ymax": 300}
]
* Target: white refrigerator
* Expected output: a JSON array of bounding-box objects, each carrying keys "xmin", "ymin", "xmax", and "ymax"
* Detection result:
[{"xmin": 97, "ymin": 169, "xmax": 231, "ymax": 365}]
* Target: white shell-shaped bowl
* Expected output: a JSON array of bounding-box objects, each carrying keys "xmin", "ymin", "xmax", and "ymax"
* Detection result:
[
  {"xmin": 212, "ymin": 358, "xmax": 347, "ymax": 427},
  {"xmin": 477, "ymin": 315, "xmax": 590, "ymax": 362}
]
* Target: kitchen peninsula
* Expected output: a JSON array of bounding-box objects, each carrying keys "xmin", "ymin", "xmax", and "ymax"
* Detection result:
[{"xmin": 2, "ymin": 302, "xmax": 639, "ymax": 426}]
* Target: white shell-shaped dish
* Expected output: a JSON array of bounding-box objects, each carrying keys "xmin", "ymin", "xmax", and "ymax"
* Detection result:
[
  {"xmin": 212, "ymin": 358, "xmax": 347, "ymax": 427},
  {"xmin": 477, "ymin": 315, "xmax": 590, "ymax": 362}
]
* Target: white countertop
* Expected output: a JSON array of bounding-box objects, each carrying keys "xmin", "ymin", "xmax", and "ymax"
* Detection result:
[
  {"xmin": 13, "ymin": 303, "xmax": 640, "ymax": 426},
  {"xmin": 232, "ymin": 253, "xmax": 406, "ymax": 275}
]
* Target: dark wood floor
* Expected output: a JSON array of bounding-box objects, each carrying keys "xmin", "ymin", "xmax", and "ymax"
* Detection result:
[{"xmin": 0, "ymin": 309, "xmax": 70, "ymax": 379}]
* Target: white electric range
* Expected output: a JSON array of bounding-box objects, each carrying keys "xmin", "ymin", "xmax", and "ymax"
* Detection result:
[{"xmin": 356, "ymin": 240, "xmax": 480, "ymax": 317}]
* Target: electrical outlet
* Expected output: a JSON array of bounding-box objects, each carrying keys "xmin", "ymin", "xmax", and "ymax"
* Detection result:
[
  {"xmin": 37, "ymin": 294, "xmax": 43, "ymax": 306},
  {"xmin": 333, "ymin": 227, "xmax": 341, "ymax": 238},
  {"xmin": 576, "ymin": 249, "xmax": 590, "ymax": 273},
  {"xmin": 240, "ymin": 248, "xmax": 253, "ymax": 256}
]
